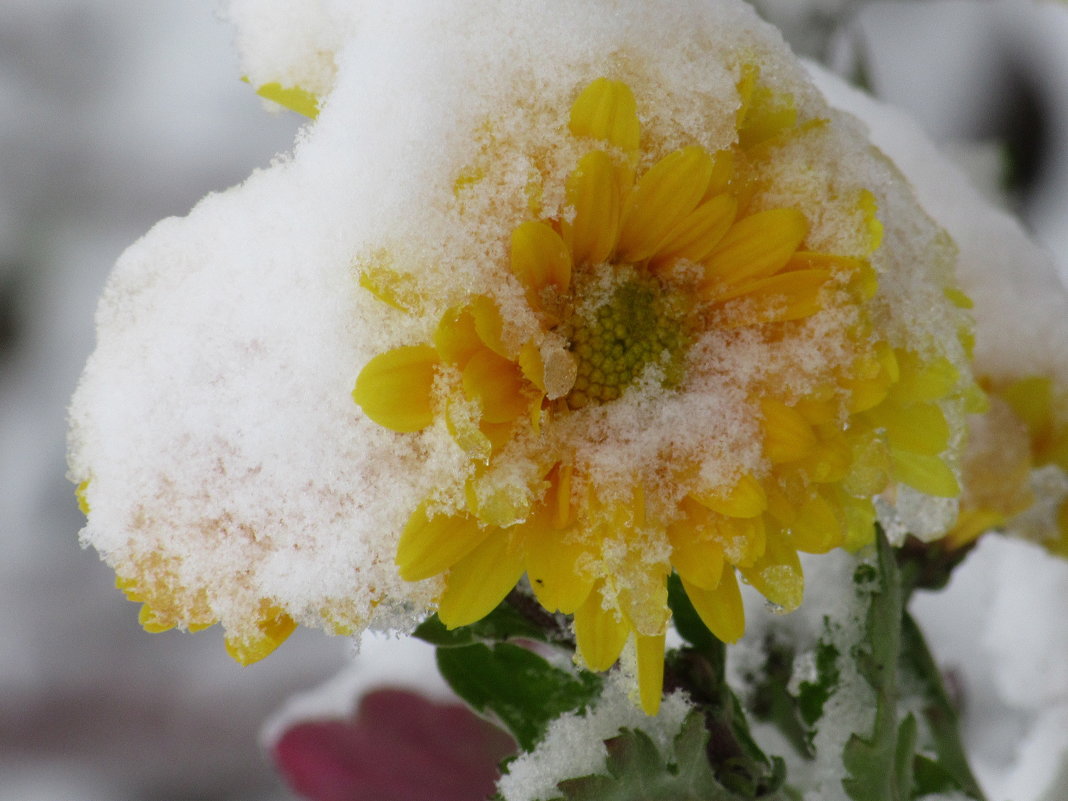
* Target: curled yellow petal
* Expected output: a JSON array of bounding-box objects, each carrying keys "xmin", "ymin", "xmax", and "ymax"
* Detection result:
[
  {"xmin": 738, "ymin": 534, "xmax": 803, "ymax": 611},
  {"xmin": 462, "ymin": 349, "xmax": 529, "ymax": 423},
  {"xmin": 714, "ymin": 514, "xmax": 767, "ymax": 569},
  {"xmin": 680, "ymin": 569, "xmax": 745, "ymax": 643},
  {"xmin": 353, "ymin": 345, "xmax": 439, "ymax": 432},
  {"xmin": 396, "ymin": 504, "xmax": 488, "ymax": 582},
  {"xmin": 789, "ymin": 489, "xmax": 844, "ymax": 554},
  {"xmin": 510, "ymin": 221, "xmax": 572, "ymax": 303},
  {"xmin": 703, "ymin": 208, "xmax": 808, "ymax": 287},
  {"xmin": 445, "ymin": 394, "xmax": 493, "ymax": 463},
  {"xmin": 438, "ymin": 530, "xmax": 525, "ymax": 628},
  {"xmin": 562, "ymin": 150, "xmax": 621, "ymax": 266},
  {"xmin": 617, "ymin": 146, "xmax": 716, "ymax": 262},
  {"xmin": 872, "ymin": 401, "xmax": 951, "ymax": 457},
  {"xmin": 669, "ymin": 533, "xmax": 725, "ymax": 591},
  {"xmin": 574, "ymin": 584, "xmax": 630, "ymax": 671},
  {"xmin": 225, "ymin": 609, "xmax": 297, "ymax": 666},
  {"xmin": 650, "ymin": 193, "xmax": 738, "ymax": 270},
  {"xmin": 435, "ymin": 307, "xmax": 484, "ymax": 367},
  {"xmin": 891, "ymin": 351, "xmax": 959, "ymax": 404},
  {"xmin": 358, "ymin": 264, "xmax": 425, "ymax": 313},
  {"xmin": 691, "ymin": 473, "xmax": 767, "ymax": 519},
  {"xmin": 890, "ymin": 451, "xmax": 960, "ymax": 498},
  {"xmin": 762, "ymin": 399, "xmax": 818, "ymax": 464},
  {"xmin": 737, "ymin": 79, "xmax": 798, "ymax": 149},
  {"xmin": 469, "ymin": 295, "xmax": 510, "ymax": 358},
  {"xmin": 525, "ymin": 522, "xmax": 595, "ymax": 615},
  {"xmin": 138, "ymin": 603, "xmax": 175, "ymax": 634},
  {"xmin": 568, "ymin": 78, "xmax": 640, "ymax": 153},
  {"xmin": 710, "ymin": 269, "xmax": 830, "ymax": 326}
]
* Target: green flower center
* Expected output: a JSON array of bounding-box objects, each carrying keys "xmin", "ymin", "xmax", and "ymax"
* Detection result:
[{"xmin": 567, "ymin": 275, "xmax": 687, "ymax": 408}]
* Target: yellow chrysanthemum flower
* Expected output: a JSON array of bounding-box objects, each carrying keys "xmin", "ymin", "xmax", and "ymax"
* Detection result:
[
  {"xmin": 353, "ymin": 75, "xmax": 972, "ymax": 714},
  {"xmin": 950, "ymin": 376, "xmax": 1068, "ymax": 555}
]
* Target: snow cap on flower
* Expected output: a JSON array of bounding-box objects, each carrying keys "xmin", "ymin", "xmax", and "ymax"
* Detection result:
[{"xmin": 70, "ymin": 0, "xmax": 975, "ymax": 707}]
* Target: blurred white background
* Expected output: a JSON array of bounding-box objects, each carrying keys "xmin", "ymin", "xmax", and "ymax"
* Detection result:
[{"xmin": 1, "ymin": 1, "xmax": 1065, "ymax": 799}]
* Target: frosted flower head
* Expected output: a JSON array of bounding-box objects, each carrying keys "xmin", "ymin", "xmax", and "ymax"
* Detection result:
[
  {"xmin": 69, "ymin": 0, "xmax": 976, "ymax": 709},
  {"xmin": 809, "ymin": 63, "xmax": 1068, "ymax": 559}
]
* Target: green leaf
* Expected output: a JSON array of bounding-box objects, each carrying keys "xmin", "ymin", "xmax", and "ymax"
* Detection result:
[
  {"xmin": 841, "ymin": 527, "xmax": 913, "ymax": 801},
  {"xmin": 797, "ymin": 637, "xmax": 841, "ymax": 732},
  {"xmin": 413, "ymin": 591, "xmax": 572, "ymax": 648},
  {"xmin": 553, "ymin": 712, "xmax": 760, "ymax": 801},
  {"xmin": 436, "ymin": 642, "xmax": 601, "ymax": 751},
  {"xmin": 552, "ymin": 712, "xmax": 798, "ymax": 801},
  {"xmin": 899, "ymin": 612, "xmax": 987, "ymax": 800}
]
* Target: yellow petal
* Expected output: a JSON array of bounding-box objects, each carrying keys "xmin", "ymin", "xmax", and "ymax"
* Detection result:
[
  {"xmin": 789, "ymin": 489, "xmax": 844, "ymax": 554},
  {"xmin": 617, "ymin": 146, "xmax": 715, "ymax": 262},
  {"xmin": 396, "ymin": 504, "xmax": 489, "ymax": 582},
  {"xmin": 703, "ymin": 208, "xmax": 808, "ymax": 286},
  {"xmin": 568, "ymin": 78, "xmax": 641, "ymax": 153},
  {"xmin": 358, "ymin": 264, "xmax": 425, "ymax": 313},
  {"xmin": 842, "ymin": 495, "xmax": 878, "ymax": 551},
  {"xmin": 704, "ymin": 149, "xmax": 735, "ymax": 199},
  {"xmin": 554, "ymin": 463, "xmax": 574, "ymax": 528},
  {"xmin": 650, "ymin": 194, "xmax": 738, "ymax": 269},
  {"xmin": 858, "ymin": 189, "xmax": 884, "ymax": 254},
  {"xmin": 464, "ymin": 471, "xmax": 535, "ymax": 529},
  {"xmin": 636, "ymin": 632, "xmax": 666, "ymax": 715},
  {"xmin": 462, "ymin": 349, "xmax": 529, "ymax": 424},
  {"xmin": 738, "ymin": 534, "xmax": 803, "ymax": 611},
  {"xmin": 670, "ymin": 533, "xmax": 725, "ymax": 591},
  {"xmin": 890, "ymin": 451, "xmax": 960, "ymax": 498},
  {"xmin": 574, "ymin": 584, "xmax": 630, "ymax": 671},
  {"xmin": 518, "ymin": 341, "xmax": 546, "ymax": 393},
  {"xmin": 709, "ymin": 269, "xmax": 830, "ymax": 325},
  {"xmin": 871, "ymin": 401, "xmax": 951, "ymax": 456},
  {"xmin": 844, "ymin": 345, "xmax": 897, "ymax": 414},
  {"xmin": 762, "ymin": 399, "xmax": 818, "ymax": 464},
  {"xmin": 891, "ymin": 351, "xmax": 959, "ymax": 404},
  {"xmin": 737, "ymin": 81, "xmax": 798, "ymax": 149},
  {"xmin": 526, "ymin": 522, "xmax": 595, "ymax": 614},
  {"xmin": 713, "ymin": 515, "xmax": 766, "ymax": 569},
  {"xmin": 562, "ymin": 150, "xmax": 621, "ymax": 266},
  {"xmin": 735, "ymin": 64, "xmax": 759, "ymax": 132},
  {"xmin": 510, "ymin": 221, "xmax": 572, "ymax": 302},
  {"xmin": 799, "ymin": 435, "xmax": 852, "ymax": 484},
  {"xmin": 438, "ymin": 530, "xmax": 525, "ymax": 628},
  {"xmin": 138, "ymin": 603, "xmax": 174, "ymax": 633},
  {"xmin": 76, "ymin": 480, "xmax": 91, "ymax": 515},
  {"xmin": 691, "ymin": 473, "xmax": 767, "ymax": 519},
  {"xmin": 353, "ymin": 345, "xmax": 439, "ymax": 432},
  {"xmin": 225, "ymin": 610, "xmax": 297, "ymax": 665},
  {"xmin": 1002, "ymin": 376, "xmax": 1053, "ymax": 435},
  {"xmin": 254, "ymin": 82, "xmax": 319, "ymax": 119},
  {"xmin": 842, "ymin": 429, "xmax": 891, "ymax": 497},
  {"xmin": 435, "ymin": 307, "xmax": 483, "ymax": 367},
  {"xmin": 469, "ymin": 295, "xmax": 511, "ymax": 358},
  {"xmin": 680, "ymin": 569, "xmax": 745, "ymax": 643},
  {"xmin": 445, "ymin": 394, "xmax": 493, "ymax": 463}
]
